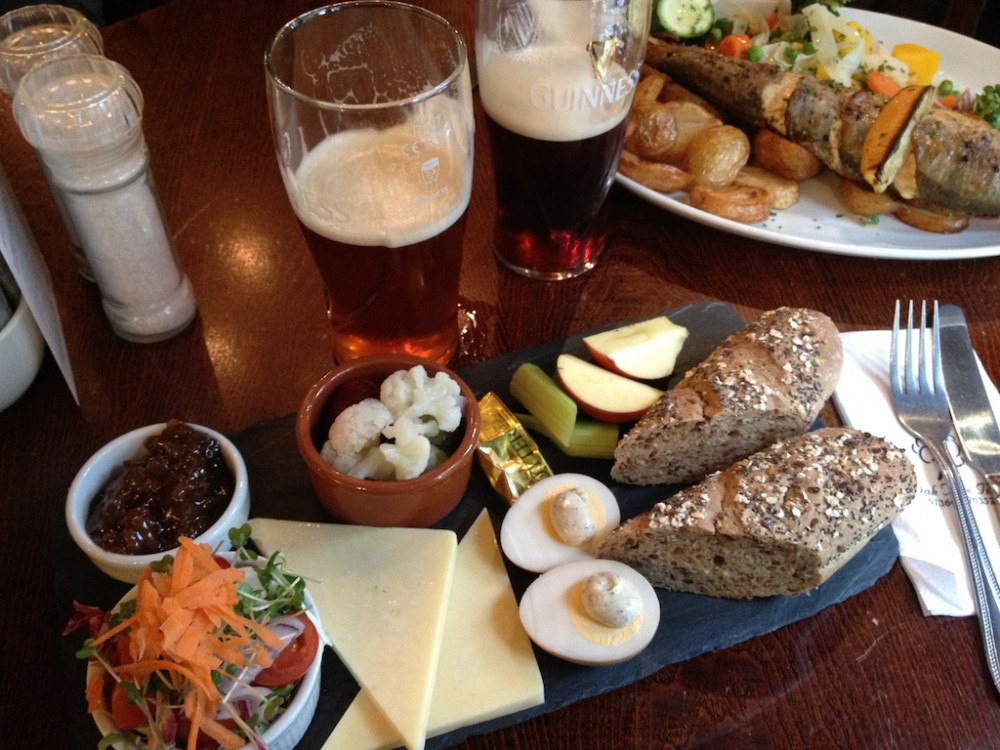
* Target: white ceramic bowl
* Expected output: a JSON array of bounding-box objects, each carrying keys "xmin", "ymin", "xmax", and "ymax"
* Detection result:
[
  {"xmin": 66, "ymin": 422, "xmax": 250, "ymax": 583},
  {"xmin": 88, "ymin": 582, "xmax": 323, "ymax": 750},
  {"xmin": 0, "ymin": 294, "xmax": 45, "ymax": 413}
]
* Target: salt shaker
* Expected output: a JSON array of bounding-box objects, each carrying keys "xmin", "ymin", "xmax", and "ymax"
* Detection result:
[
  {"xmin": 12, "ymin": 54, "xmax": 197, "ymax": 343},
  {"xmin": 0, "ymin": 4, "xmax": 105, "ymax": 281}
]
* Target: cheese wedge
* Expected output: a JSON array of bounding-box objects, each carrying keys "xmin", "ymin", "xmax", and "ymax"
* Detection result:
[
  {"xmin": 250, "ymin": 518, "xmax": 457, "ymax": 750},
  {"xmin": 325, "ymin": 510, "xmax": 545, "ymax": 749}
]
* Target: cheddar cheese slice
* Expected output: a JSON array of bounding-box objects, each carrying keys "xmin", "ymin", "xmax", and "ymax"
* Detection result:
[
  {"xmin": 250, "ymin": 518, "xmax": 457, "ymax": 750},
  {"xmin": 325, "ymin": 509, "xmax": 545, "ymax": 749}
]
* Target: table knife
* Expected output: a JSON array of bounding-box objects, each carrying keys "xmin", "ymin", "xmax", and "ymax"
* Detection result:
[{"xmin": 939, "ymin": 303, "xmax": 1000, "ymax": 507}]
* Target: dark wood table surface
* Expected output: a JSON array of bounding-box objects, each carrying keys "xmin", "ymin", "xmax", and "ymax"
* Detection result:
[{"xmin": 2, "ymin": 1, "xmax": 1000, "ymax": 748}]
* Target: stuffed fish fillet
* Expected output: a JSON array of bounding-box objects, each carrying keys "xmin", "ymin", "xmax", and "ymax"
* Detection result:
[{"xmin": 645, "ymin": 42, "xmax": 1000, "ymax": 216}]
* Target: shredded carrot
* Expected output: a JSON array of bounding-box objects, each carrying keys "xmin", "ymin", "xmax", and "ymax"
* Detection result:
[
  {"xmin": 199, "ymin": 714, "xmax": 245, "ymax": 749},
  {"xmin": 185, "ymin": 690, "xmax": 203, "ymax": 750},
  {"xmin": 85, "ymin": 670, "xmax": 105, "ymax": 713},
  {"xmin": 117, "ymin": 658, "xmax": 217, "ymax": 699},
  {"xmin": 170, "ymin": 540, "xmax": 196, "ymax": 594}
]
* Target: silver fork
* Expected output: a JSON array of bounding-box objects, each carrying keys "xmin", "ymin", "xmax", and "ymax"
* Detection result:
[{"xmin": 890, "ymin": 299, "xmax": 1000, "ymax": 694}]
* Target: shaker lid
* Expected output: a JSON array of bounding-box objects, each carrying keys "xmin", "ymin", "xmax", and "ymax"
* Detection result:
[
  {"xmin": 12, "ymin": 54, "xmax": 143, "ymax": 151},
  {"xmin": 0, "ymin": 4, "xmax": 104, "ymax": 98}
]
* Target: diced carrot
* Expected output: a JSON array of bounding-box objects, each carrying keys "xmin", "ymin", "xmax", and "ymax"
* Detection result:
[
  {"xmin": 937, "ymin": 95, "xmax": 957, "ymax": 109},
  {"xmin": 867, "ymin": 70, "xmax": 902, "ymax": 96},
  {"xmin": 766, "ymin": 12, "xmax": 779, "ymax": 30},
  {"xmin": 717, "ymin": 34, "xmax": 753, "ymax": 59}
]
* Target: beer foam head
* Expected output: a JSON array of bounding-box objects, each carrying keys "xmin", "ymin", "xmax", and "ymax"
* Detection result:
[
  {"xmin": 287, "ymin": 97, "xmax": 472, "ymax": 248},
  {"xmin": 477, "ymin": 0, "xmax": 638, "ymax": 142}
]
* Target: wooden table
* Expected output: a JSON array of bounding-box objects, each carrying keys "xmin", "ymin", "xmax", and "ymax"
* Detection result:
[{"xmin": 2, "ymin": 1, "xmax": 999, "ymax": 748}]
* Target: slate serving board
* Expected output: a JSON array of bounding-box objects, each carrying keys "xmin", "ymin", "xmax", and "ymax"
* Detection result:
[{"xmin": 56, "ymin": 301, "xmax": 900, "ymax": 749}]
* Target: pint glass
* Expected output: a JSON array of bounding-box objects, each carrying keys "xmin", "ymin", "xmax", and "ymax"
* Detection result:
[
  {"xmin": 477, "ymin": 0, "xmax": 651, "ymax": 280},
  {"xmin": 265, "ymin": 2, "xmax": 474, "ymax": 363}
]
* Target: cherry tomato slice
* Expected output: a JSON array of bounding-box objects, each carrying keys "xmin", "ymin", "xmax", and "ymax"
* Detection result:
[
  {"xmin": 254, "ymin": 614, "xmax": 319, "ymax": 687},
  {"xmin": 110, "ymin": 682, "xmax": 146, "ymax": 730},
  {"xmin": 113, "ymin": 633, "xmax": 132, "ymax": 666}
]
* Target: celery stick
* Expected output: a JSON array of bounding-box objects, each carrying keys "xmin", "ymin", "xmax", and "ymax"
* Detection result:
[
  {"xmin": 509, "ymin": 363, "xmax": 577, "ymax": 447},
  {"xmin": 516, "ymin": 412, "xmax": 619, "ymax": 460}
]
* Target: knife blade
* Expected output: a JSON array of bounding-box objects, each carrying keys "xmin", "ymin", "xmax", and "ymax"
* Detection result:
[{"xmin": 939, "ymin": 303, "xmax": 1000, "ymax": 506}]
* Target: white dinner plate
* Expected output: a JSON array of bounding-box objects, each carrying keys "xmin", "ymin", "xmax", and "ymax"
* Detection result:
[{"xmin": 616, "ymin": 9, "xmax": 1000, "ymax": 261}]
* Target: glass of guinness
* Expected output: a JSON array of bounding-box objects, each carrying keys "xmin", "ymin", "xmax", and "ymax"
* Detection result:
[{"xmin": 477, "ymin": 0, "xmax": 652, "ymax": 280}]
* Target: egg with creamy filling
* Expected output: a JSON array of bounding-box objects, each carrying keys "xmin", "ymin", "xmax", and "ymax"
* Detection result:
[
  {"xmin": 500, "ymin": 473, "xmax": 620, "ymax": 573},
  {"xmin": 519, "ymin": 559, "xmax": 660, "ymax": 665}
]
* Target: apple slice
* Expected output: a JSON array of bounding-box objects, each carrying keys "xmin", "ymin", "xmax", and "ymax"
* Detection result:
[
  {"xmin": 555, "ymin": 354, "xmax": 663, "ymax": 423},
  {"xmin": 583, "ymin": 316, "xmax": 689, "ymax": 381}
]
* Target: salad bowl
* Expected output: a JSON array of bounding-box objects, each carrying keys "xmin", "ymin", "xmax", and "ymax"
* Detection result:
[{"xmin": 83, "ymin": 548, "xmax": 323, "ymax": 750}]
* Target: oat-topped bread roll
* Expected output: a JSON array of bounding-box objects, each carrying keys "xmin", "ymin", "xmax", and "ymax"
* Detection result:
[
  {"xmin": 611, "ymin": 307, "xmax": 843, "ymax": 486},
  {"xmin": 598, "ymin": 428, "xmax": 916, "ymax": 599}
]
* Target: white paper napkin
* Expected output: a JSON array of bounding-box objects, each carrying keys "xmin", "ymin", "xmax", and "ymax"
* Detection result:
[{"xmin": 833, "ymin": 330, "xmax": 1000, "ymax": 617}]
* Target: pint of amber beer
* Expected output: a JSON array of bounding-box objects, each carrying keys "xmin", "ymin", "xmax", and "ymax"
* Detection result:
[
  {"xmin": 265, "ymin": 2, "xmax": 474, "ymax": 363},
  {"xmin": 477, "ymin": 0, "xmax": 651, "ymax": 280}
]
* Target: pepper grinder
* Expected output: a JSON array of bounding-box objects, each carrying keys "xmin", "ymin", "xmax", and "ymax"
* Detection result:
[
  {"xmin": 12, "ymin": 54, "xmax": 197, "ymax": 343},
  {"xmin": 0, "ymin": 4, "xmax": 104, "ymax": 281}
]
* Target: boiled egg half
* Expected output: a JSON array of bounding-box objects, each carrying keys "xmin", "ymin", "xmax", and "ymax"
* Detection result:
[
  {"xmin": 519, "ymin": 559, "xmax": 660, "ymax": 665},
  {"xmin": 500, "ymin": 473, "xmax": 620, "ymax": 573}
]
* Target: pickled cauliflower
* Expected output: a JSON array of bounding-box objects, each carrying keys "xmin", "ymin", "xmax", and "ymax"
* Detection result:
[{"xmin": 321, "ymin": 365, "xmax": 465, "ymax": 481}]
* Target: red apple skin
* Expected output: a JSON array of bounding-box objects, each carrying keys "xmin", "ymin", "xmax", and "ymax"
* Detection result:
[
  {"xmin": 555, "ymin": 354, "xmax": 662, "ymax": 423},
  {"xmin": 584, "ymin": 343, "xmax": 632, "ymax": 379},
  {"xmin": 572, "ymin": 398, "xmax": 650, "ymax": 424}
]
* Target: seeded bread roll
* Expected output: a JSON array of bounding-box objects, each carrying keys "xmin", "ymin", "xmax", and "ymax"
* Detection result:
[
  {"xmin": 611, "ymin": 307, "xmax": 843, "ymax": 486},
  {"xmin": 598, "ymin": 428, "xmax": 916, "ymax": 599}
]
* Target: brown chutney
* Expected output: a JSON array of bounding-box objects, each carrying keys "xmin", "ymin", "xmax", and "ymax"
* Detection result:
[{"xmin": 85, "ymin": 420, "xmax": 235, "ymax": 555}]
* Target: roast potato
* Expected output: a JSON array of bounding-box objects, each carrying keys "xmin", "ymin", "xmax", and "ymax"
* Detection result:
[
  {"xmin": 752, "ymin": 129, "xmax": 823, "ymax": 182},
  {"xmin": 893, "ymin": 200, "xmax": 971, "ymax": 234},
  {"xmin": 734, "ymin": 166, "xmax": 800, "ymax": 210},
  {"xmin": 634, "ymin": 71, "xmax": 667, "ymax": 105},
  {"xmin": 658, "ymin": 81, "xmax": 726, "ymax": 119},
  {"xmin": 625, "ymin": 101, "xmax": 679, "ymax": 160},
  {"xmin": 689, "ymin": 184, "xmax": 772, "ymax": 223},
  {"xmin": 838, "ymin": 177, "xmax": 900, "ymax": 217},
  {"xmin": 684, "ymin": 125, "xmax": 750, "ymax": 187},
  {"xmin": 619, "ymin": 149, "xmax": 693, "ymax": 193},
  {"xmin": 655, "ymin": 100, "xmax": 723, "ymax": 163}
]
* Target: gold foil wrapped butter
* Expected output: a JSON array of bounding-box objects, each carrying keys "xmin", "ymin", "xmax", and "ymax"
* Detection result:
[{"xmin": 477, "ymin": 392, "xmax": 553, "ymax": 504}]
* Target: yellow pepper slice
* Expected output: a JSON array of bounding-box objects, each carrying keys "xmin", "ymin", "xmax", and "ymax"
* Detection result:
[{"xmin": 892, "ymin": 43, "xmax": 940, "ymax": 86}]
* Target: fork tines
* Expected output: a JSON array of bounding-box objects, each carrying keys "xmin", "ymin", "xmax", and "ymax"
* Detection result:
[{"xmin": 892, "ymin": 299, "xmax": 942, "ymax": 398}]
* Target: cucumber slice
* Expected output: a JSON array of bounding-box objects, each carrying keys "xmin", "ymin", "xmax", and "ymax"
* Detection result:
[{"xmin": 655, "ymin": 0, "xmax": 714, "ymax": 38}]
